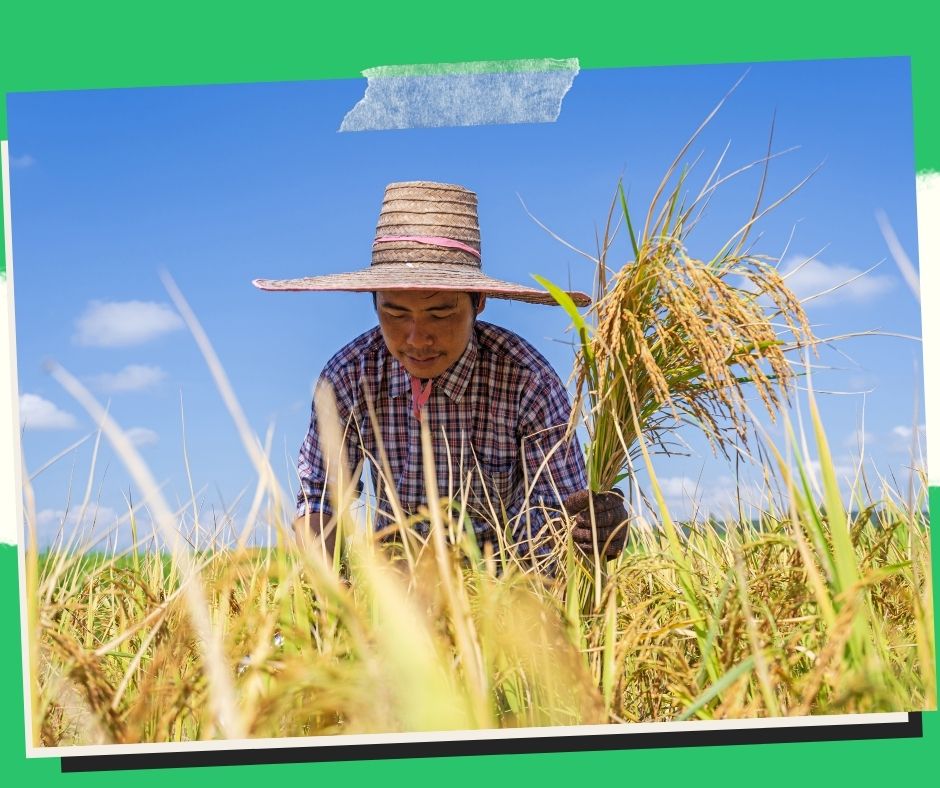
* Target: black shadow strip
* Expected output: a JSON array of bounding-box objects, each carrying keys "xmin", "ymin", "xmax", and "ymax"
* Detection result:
[{"xmin": 61, "ymin": 712, "xmax": 922, "ymax": 773}]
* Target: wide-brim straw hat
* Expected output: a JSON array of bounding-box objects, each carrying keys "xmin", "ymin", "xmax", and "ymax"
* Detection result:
[{"xmin": 252, "ymin": 181, "xmax": 591, "ymax": 307}]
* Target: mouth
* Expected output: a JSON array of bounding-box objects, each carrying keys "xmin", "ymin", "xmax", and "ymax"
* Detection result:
[{"xmin": 405, "ymin": 353, "xmax": 443, "ymax": 366}]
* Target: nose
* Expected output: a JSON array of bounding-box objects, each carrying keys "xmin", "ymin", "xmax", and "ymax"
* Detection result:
[{"xmin": 406, "ymin": 317, "xmax": 435, "ymax": 347}]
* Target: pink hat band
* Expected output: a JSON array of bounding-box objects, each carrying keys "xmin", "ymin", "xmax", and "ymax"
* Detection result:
[{"xmin": 373, "ymin": 235, "xmax": 481, "ymax": 259}]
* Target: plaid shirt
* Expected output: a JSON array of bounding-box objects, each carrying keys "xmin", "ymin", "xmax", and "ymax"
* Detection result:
[{"xmin": 297, "ymin": 320, "xmax": 587, "ymax": 549}]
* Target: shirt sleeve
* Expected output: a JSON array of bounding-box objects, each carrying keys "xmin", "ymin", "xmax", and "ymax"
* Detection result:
[
  {"xmin": 296, "ymin": 363, "xmax": 365, "ymax": 519},
  {"xmin": 510, "ymin": 371, "xmax": 587, "ymax": 552}
]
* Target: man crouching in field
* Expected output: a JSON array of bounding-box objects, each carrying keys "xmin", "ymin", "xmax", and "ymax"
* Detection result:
[{"xmin": 254, "ymin": 181, "xmax": 628, "ymax": 566}]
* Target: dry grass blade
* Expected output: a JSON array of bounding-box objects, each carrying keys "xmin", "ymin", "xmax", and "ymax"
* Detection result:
[
  {"xmin": 44, "ymin": 362, "xmax": 244, "ymax": 740},
  {"xmin": 161, "ymin": 270, "xmax": 288, "ymax": 515}
]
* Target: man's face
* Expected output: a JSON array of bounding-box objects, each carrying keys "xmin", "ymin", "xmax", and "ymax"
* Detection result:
[{"xmin": 376, "ymin": 290, "xmax": 485, "ymax": 379}]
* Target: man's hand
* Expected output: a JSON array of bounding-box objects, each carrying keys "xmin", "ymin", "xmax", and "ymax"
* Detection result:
[
  {"xmin": 562, "ymin": 489, "xmax": 629, "ymax": 559},
  {"xmin": 292, "ymin": 510, "xmax": 337, "ymax": 563}
]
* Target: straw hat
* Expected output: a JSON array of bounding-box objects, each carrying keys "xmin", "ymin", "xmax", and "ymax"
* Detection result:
[{"xmin": 252, "ymin": 181, "xmax": 591, "ymax": 307}]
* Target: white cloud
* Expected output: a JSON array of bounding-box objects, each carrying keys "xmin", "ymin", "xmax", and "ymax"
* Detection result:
[
  {"xmin": 74, "ymin": 300, "xmax": 184, "ymax": 347},
  {"xmin": 888, "ymin": 423, "xmax": 926, "ymax": 453},
  {"xmin": 807, "ymin": 457, "xmax": 858, "ymax": 481},
  {"xmin": 846, "ymin": 372, "xmax": 879, "ymax": 393},
  {"xmin": 91, "ymin": 363, "xmax": 166, "ymax": 392},
  {"xmin": 19, "ymin": 393, "xmax": 78, "ymax": 430},
  {"xmin": 125, "ymin": 426, "xmax": 159, "ymax": 447},
  {"xmin": 781, "ymin": 256, "xmax": 895, "ymax": 305},
  {"xmin": 657, "ymin": 475, "xmax": 700, "ymax": 498},
  {"xmin": 33, "ymin": 506, "xmax": 120, "ymax": 545},
  {"xmin": 35, "ymin": 509, "xmax": 60, "ymax": 526},
  {"xmin": 842, "ymin": 428, "xmax": 876, "ymax": 449},
  {"xmin": 654, "ymin": 474, "xmax": 768, "ymax": 521},
  {"xmin": 11, "ymin": 153, "xmax": 35, "ymax": 168}
]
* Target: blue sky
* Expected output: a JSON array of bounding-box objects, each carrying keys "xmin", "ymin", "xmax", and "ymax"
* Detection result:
[{"xmin": 7, "ymin": 57, "xmax": 925, "ymax": 547}]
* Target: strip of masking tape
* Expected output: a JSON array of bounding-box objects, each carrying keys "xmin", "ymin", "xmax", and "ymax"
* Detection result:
[
  {"xmin": 917, "ymin": 171, "xmax": 938, "ymax": 485},
  {"xmin": 339, "ymin": 58, "xmax": 580, "ymax": 132}
]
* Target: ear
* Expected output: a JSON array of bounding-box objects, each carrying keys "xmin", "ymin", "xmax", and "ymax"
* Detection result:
[{"xmin": 475, "ymin": 294, "xmax": 487, "ymax": 316}]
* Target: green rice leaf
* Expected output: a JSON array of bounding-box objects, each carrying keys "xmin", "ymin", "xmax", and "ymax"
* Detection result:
[
  {"xmin": 618, "ymin": 182, "xmax": 640, "ymax": 259},
  {"xmin": 532, "ymin": 274, "xmax": 589, "ymax": 336},
  {"xmin": 679, "ymin": 657, "xmax": 756, "ymax": 721}
]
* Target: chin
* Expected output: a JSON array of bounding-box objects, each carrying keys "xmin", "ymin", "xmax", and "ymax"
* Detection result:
[{"xmin": 409, "ymin": 363, "xmax": 448, "ymax": 378}]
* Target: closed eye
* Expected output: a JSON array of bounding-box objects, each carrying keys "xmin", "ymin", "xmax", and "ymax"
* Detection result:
[{"xmin": 382, "ymin": 309, "xmax": 454, "ymax": 320}]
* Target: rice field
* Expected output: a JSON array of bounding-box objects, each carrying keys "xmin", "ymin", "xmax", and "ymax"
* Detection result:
[
  {"xmin": 25, "ymin": 430, "xmax": 935, "ymax": 745},
  {"xmin": 22, "ymin": 90, "xmax": 936, "ymax": 746}
]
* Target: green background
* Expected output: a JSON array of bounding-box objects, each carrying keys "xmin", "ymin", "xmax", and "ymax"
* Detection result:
[{"xmin": 1, "ymin": 0, "xmax": 937, "ymax": 782}]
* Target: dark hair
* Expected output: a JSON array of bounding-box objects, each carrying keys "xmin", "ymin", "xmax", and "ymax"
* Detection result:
[{"xmin": 372, "ymin": 292, "xmax": 483, "ymax": 311}]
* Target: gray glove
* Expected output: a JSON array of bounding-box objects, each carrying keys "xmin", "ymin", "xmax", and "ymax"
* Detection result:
[{"xmin": 563, "ymin": 489, "xmax": 630, "ymax": 558}]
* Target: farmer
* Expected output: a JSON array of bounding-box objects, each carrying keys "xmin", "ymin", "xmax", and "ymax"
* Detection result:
[{"xmin": 253, "ymin": 181, "xmax": 628, "ymax": 563}]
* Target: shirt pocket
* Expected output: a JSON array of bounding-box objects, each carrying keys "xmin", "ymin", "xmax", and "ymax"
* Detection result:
[
  {"xmin": 462, "ymin": 457, "xmax": 518, "ymax": 527},
  {"xmin": 472, "ymin": 406, "xmax": 518, "ymax": 463},
  {"xmin": 482, "ymin": 455, "xmax": 518, "ymax": 492}
]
